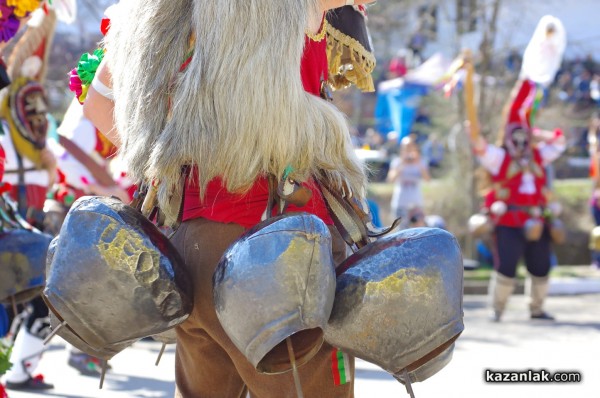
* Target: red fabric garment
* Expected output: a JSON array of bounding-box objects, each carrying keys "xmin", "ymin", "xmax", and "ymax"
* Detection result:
[
  {"xmin": 300, "ymin": 20, "xmax": 328, "ymax": 96},
  {"xmin": 0, "ymin": 144, "xmax": 4, "ymax": 181},
  {"xmin": 388, "ymin": 58, "xmax": 407, "ymax": 78},
  {"xmin": 491, "ymin": 148, "xmax": 547, "ymax": 227},
  {"xmin": 182, "ymin": 25, "xmax": 332, "ymax": 228},
  {"xmin": 507, "ymin": 79, "xmax": 537, "ymax": 129},
  {"xmin": 183, "ymin": 173, "xmax": 332, "ymax": 228},
  {"xmin": 9, "ymin": 184, "xmax": 47, "ymax": 212}
]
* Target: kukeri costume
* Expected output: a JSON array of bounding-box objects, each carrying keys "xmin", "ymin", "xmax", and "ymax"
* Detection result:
[
  {"xmin": 476, "ymin": 15, "xmax": 566, "ymax": 322},
  {"xmin": 0, "ymin": 1, "xmax": 75, "ymax": 391},
  {"xmin": 46, "ymin": 2, "xmax": 463, "ymax": 398}
]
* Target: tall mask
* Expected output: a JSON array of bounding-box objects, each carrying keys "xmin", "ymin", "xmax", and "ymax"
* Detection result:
[
  {"xmin": 4, "ymin": 78, "xmax": 49, "ymax": 165},
  {"xmin": 504, "ymin": 123, "xmax": 531, "ymax": 159},
  {"xmin": 10, "ymin": 78, "xmax": 49, "ymax": 149}
]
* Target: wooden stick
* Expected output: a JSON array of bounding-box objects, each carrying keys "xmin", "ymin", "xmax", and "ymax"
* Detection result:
[
  {"xmin": 11, "ymin": 296, "xmax": 18, "ymax": 321},
  {"xmin": 286, "ymin": 337, "xmax": 304, "ymax": 398},
  {"xmin": 462, "ymin": 49, "xmax": 480, "ymax": 142},
  {"xmin": 402, "ymin": 368, "xmax": 416, "ymax": 398},
  {"xmin": 99, "ymin": 360, "xmax": 108, "ymax": 389},
  {"xmin": 155, "ymin": 343, "xmax": 167, "ymax": 366},
  {"xmin": 43, "ymin": 320, "xmax": 67, "ymax": 345}
]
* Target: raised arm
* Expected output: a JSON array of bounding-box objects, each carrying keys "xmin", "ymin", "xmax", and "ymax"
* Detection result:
[{"xmin": 82, "ymin": 58, "xmax": 120, "ymax": 147}]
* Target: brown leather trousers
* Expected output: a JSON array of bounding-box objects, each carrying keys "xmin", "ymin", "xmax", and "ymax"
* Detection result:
[{"xmin": 170, "ymin": 217, "xmax": 354, "ymax": 398}]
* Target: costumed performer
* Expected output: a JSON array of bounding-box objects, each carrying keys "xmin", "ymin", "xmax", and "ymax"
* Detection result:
[
  {"xmin": 82, "ymin": 0, "xmax": 376, "ymax": 397},
  {"xmin": 470, "ymin": 15, "xmax": 566, "ymax": 322},
  {"xmin": 1, "ymin": 0, "xmax": 76, "ymax": 391}
]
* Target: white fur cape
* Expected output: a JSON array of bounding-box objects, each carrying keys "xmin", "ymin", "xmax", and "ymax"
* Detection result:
[{"xmin": 105, "ymin": 0, "xmax": 366, "ymax": 215}]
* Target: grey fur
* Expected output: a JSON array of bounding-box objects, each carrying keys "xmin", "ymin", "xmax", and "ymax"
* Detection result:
[{"xmin": 105, "ymin": 0, "xmax": 366, "ymax": 217}]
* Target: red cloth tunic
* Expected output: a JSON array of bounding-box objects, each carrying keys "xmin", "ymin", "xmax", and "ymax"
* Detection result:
[
  {"xmin": 182, "ymin": 24, "xmax": 332, "ymax": 228},
  {"xmin": 0, "ymin": 144, "xmax": 5, "ymax": 181},
  {"xmin": 490, "ymin": 148, "xmax": 547, "ymax": 228}
]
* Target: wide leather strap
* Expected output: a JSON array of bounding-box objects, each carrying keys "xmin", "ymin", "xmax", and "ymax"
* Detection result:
[
  {"xmin": 317, "ymin": 179, "xmax": 370, "ymax": 248},
  {"xmin": 317, "ymin": 178, "xmax": 401, "ymax": 249}
]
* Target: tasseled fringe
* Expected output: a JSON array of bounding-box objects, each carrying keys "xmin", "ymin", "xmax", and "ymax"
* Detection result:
[{"xmin": 325, "ymin": 24, "xmax": 376, "ymax": 92}]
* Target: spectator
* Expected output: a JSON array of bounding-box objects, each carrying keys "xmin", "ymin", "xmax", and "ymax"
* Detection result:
[
  {"xmin": 408, "ymin": 30, "xmax": 427, "ymax": 66},
  {"xmin": 386, "ymin": 136, "xmax": 430, "ymax": 229},
  {"xmin": 422, "ymin": 133, "xmax": 445, "ymax": 168},
  {"xmin": 388, "ymin": 50, "xmax": 408, "ymax": 78}
]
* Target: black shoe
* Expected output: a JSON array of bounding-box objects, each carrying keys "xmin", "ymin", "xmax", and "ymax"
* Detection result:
[
  {"xmin": 531, "ymin": 312, "xmax": 555, "ymax": 321},
  {"xmin": 5, "ymin": 375, "xmax": 54, "ymax": 390}
]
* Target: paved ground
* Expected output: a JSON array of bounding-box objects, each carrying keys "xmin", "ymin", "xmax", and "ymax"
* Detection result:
[{"xmin": 3, "ymin": 293, "xmax": 599, "ymax": 398}]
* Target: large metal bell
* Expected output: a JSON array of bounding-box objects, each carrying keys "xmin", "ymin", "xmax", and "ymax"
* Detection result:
[
  {"xmin": 0, "ymin": 228, "xmax": 52, "ymax": 304},
  {"xmin": 214, "ymin": 213, "xmax": 336, "ymax": 374},
  {"xmin": 325, "ymin": 227, "xmax": 464, "ymax": 382},
  {"xmin": 590, "ymin": 225, "xmax": 600, "ymax": 251},
  {"xmin": 394, "ymin": 343, "xmax": 456, "ymax": 385},
  {"xmin": 44, "ymin": 196, "xmax": 193, "ymax": 354},
  {"xmin": 48, "ymin": 312, "xmax": 132, "ymax": 361}
]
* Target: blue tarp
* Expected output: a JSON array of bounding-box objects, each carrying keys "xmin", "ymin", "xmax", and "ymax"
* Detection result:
[
  {"xmin": 0, "ymin": 306, "xmax": 8, "ymax": 337},
  {"xmin": 374, "ymin": 81, "xmax": 429, "ymax": 140}
]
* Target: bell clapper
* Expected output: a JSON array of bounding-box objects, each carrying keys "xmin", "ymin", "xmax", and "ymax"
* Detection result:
[
  {"xmin": 402, "ymin": 368, "xmax": 416, "ymax": 398},
  {"xmin": 11, "ymin": 296, "xmax": 17, "ymax": 321},
  {"xmin": 99, "ymin": 360, "xmax": 108, "ymax": 389},
  {"xmin": 43, "ymin": 320, "xmax": 67, "ymax": 345},
  {"xmin": 155, "ymin": 342, "xmax": 167, "ymax": 366},
  {"xmin": 286, "ymin": 337, "xmax": 304, "ymax": 398}
]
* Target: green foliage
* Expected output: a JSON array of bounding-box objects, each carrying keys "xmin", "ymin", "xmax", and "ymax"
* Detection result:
[{"xmin": 0, "ymin": 339, "xmax": 12, "ymax": 375}]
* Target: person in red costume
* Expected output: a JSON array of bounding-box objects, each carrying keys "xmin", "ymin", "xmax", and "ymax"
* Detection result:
[
  {"xmin": 469, "ymin": 14, "xmax": 567, "ymax": 324},
  {"xmin": 471, "ymin": 85, "xmax": 566, "ymax": 322},
  {"xmin": 83, "ymin": 1, "xmax": 376, "ymax": 397}
]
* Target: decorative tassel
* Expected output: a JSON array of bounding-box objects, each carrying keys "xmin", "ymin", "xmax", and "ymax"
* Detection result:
[{"xmin": 325, "ymin": 24, "xmax": 375, "ymax": 92}]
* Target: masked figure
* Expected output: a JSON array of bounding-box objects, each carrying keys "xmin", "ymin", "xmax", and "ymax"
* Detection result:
[
  {"xmin": 471, "ymin": 15, "xmax": 567, "ymax": 322},
  {"xmin": 56, "ymin": 1, "xmax": 463, "ymax": 397},
  {"xmin": 0, "ymin": 4, "xmax": 65, "ymax": 391}
]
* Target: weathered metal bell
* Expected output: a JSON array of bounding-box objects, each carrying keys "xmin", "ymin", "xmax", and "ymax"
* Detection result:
[
  {"xmin": 0, "ymin": 228, "xmax": 52, "ymax": 304},
  {"xmin": 47, "ymin": 312, "xmax": 131, "ymax": 361},
  {"xmin": 590, "ymin": 225, "xmax": 600, "ymax": 251},
  {"xmin": 524, "ymin": 218, "xmax": 544, "ymax": 241},
  {"xmin": 325, "ymin": 227, "xmax": 464, "ymax": 382},
  {"xmin": 394, "ymin": 343, "xmax": 455, "ymax": 385},
  {"xmin": 151, "ymin": 328, "xmax": 177, "ymax": 345},
  {"xmin": 549, "ymin": 218, "xmax": 566, "ymax": 245},
  {"xmin": 467, "ymin": 213, "xmax": 493, "ymax": 238},
  {"xmin": 44, "ymin": 196, "xmax": 193, "ymax": 353},
  {"xmin": 42, "ymin": 199, "xmax": 67, "ymax": 237},
  {"xmin": 214, "ymin": 213, "xmax": 336, "ymax": 374}
]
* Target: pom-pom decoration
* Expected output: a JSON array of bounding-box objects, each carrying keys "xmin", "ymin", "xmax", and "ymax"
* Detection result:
[
  {"xmin": 6, "ymin": 0, "xmax": 40, "ymax": 18},
  {"xmin": 77, "ymin": 48, "xmax": 104, "ymax": 86},
  {"xmin": 0, "ymin": 0, "xmax": 58, "ymax": 43},
  {"xmin": 67, "ymin": 8, "xmax": 110, "ymax": 104}
]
